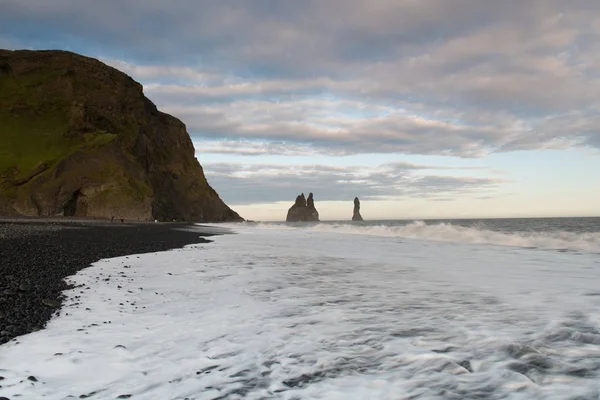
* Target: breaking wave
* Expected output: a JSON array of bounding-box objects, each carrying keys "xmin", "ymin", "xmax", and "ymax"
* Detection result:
[{"xmin": 258, "ymin": 221, "xmax": 600, "ymax": 253}]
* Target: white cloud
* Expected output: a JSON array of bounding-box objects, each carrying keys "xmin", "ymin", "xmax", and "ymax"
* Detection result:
[
  {"xmin": 169, "ymin": 98, "xmax": 560, "ymax": 157},
  {"xmin": 193, "ymin": 140, "xmax": 322, "ymax": 156},
  {"xmin": 101, "ymin": 59, "xmax": 220, "ymax": 83}
]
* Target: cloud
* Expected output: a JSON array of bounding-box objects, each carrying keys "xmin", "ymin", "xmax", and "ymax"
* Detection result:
[
  {"xmin": 101, "ymin": 59, "xmax": 220, "ymax": 84},
  {"xmin": 173, "ymin": 97, "xmax": 575, "ymax": 157},
  {"xmin": 3, "ymin": 1, "xmax": 600, "ymax": 155},
  {"xmin": 202, "ymin": 161, "xmax": 507, "ymax": 205},
  {"xmin": 193, "ymin": 140, "xmax": 323, "ymax": 157}
]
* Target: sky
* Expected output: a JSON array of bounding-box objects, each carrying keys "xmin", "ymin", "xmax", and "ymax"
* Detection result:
[{"xmin": 1, "ymin": 1, "xmax": 600, "ymax": 221}]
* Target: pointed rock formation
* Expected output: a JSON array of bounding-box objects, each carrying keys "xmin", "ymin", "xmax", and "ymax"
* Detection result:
[
  {"xmin": 295, "ymin": 193, "xmax": 307, "ymax": 208},
  {"xmin": 286, "ymin": 192, "xmax": 320, "ymax": 222},
  {"xmin": 352, "ymin": 197, "xmax": 364, "ymax": 221}
]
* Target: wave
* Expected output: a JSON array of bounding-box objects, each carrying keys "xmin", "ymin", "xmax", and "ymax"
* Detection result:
[{"xmin": 257, "ymin": 221, "xmax": 600, "ymax": 253}]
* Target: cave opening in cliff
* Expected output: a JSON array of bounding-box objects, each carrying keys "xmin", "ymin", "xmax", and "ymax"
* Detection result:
[{"xmin": 63, "ymin": 189, "xmax": 88, "ymax": 217}]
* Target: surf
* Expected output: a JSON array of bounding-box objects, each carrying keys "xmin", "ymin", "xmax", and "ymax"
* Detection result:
[{"xmin": 255, "ymin": 220, "xmax": 600, "ymax": 253}]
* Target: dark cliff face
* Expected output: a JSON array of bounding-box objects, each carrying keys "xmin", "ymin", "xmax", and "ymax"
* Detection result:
[
  {"xmin": 0, "ymin": 49, "xmax": 243, "ymax": 222},
  {"xmin": 286, "ymin": 192, "xmax": 319, "ymax": 222}
]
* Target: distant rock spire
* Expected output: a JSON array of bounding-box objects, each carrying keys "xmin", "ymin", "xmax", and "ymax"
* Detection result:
[
  {"xmin": 286, "ymin": 192, "xmax": 320, "ymax": 222},
  {"xmin": 307, "ymin": 192, "xmax": 315, "ymax": 208},
  {"xmin": 352, "ymin": 197, "xmax": 363, "ymax": 221},
  {"xmin": 294, "ymin": 193, "xmax": 307, "ymax": 207}
]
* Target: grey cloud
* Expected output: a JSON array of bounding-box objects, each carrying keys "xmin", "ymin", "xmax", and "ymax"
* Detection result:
[
  {"xmin": 193, "ymin": 140, "xmax": 339, "ymax": 157},
  {"xmin": 101, "ymin": 59, "xmax": 221, "ymax": 83},
  {"xmin": 174, "ymin": 101, "xmax": 530, "ymax": 157},
  {"xmin": 202, "ymin": 161, "xmax": 506, "ymax": 205},
  {"xmin": 3, "ymin": 1, "xmax": 600, "ymax": 154}
]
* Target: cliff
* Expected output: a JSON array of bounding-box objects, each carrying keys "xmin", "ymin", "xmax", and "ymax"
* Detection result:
[
  {"xmin": 286, "ymin": 192, "xmax": 319, "ymax": 222},
  {"xmin": 0, "ymin": 50, "xmax": 242, "ymax": 222}
]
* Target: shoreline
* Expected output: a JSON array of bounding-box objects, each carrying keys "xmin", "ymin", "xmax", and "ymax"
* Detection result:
[{"xmin": 0, "ymin": 219, "xmax": 222, "ymax": 345}]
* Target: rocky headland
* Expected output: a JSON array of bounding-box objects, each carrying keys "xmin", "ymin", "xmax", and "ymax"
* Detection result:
[
  {"xmin": 0, "ymin": 50, "xmax": 242, "ymax": 222},
  {"xmin": 286, "ymin": 193, "xmax": 319, "ymax": 222}
]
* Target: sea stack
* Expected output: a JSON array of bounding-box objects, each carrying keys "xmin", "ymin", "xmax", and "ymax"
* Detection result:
[
  {"xmin": 286, "ymin": 192, "xmax": 320, "ymax": 222},
  {"xmin": 0, "ymin": 50, "xmax": 242, "ymax": 222},
  {"xmin": 352, "ymin": 197, "xmax": 364, "ymax": 221}
]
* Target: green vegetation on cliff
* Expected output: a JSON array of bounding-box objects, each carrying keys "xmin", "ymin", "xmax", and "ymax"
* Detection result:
[{"xmin": 0, "ymin": 49, "xmax": 242, "ymax": 222}]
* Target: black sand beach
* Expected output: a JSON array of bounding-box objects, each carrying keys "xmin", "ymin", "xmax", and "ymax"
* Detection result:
[{"xmin": 0, "ymin": 218, "xmax": 218, "ymax": 345}]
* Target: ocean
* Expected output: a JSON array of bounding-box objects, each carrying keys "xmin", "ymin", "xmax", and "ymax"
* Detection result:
[{"xmin": 1, "ymin": 217, "xmax": 600, "ymax": 399}]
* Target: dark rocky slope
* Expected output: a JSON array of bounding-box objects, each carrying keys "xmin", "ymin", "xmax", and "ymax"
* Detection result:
[{"xmin": 0, "ymin": 50, "xmax": 242, "ymax": 222}]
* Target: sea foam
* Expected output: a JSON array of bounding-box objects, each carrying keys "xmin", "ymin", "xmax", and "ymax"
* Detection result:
[
  {"xmin": 0, "ymin": 223, "xmax": 599, "ymax": 399},
  {"xmin": 256, "ymin": 220, "xmax": 600, "ymax": 253}
]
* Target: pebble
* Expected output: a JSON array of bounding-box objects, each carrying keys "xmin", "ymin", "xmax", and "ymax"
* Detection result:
[
  {"xmin": 42, "ymin": 299, "xmax": 60, "ymax": 308},
  {"xmin": 0, "ymin": 219, "xmax": 212, "ymax": 345}
]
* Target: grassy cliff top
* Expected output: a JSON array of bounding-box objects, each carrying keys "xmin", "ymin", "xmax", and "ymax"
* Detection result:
[{"xmin": 0, "ymin": 50, "xmax": 143, "ymax": 184}]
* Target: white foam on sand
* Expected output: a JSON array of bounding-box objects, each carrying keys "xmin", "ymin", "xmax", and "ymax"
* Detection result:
[{"xmin": 1, "ymin": 224, "xmax": 600, "ymax": 399}]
